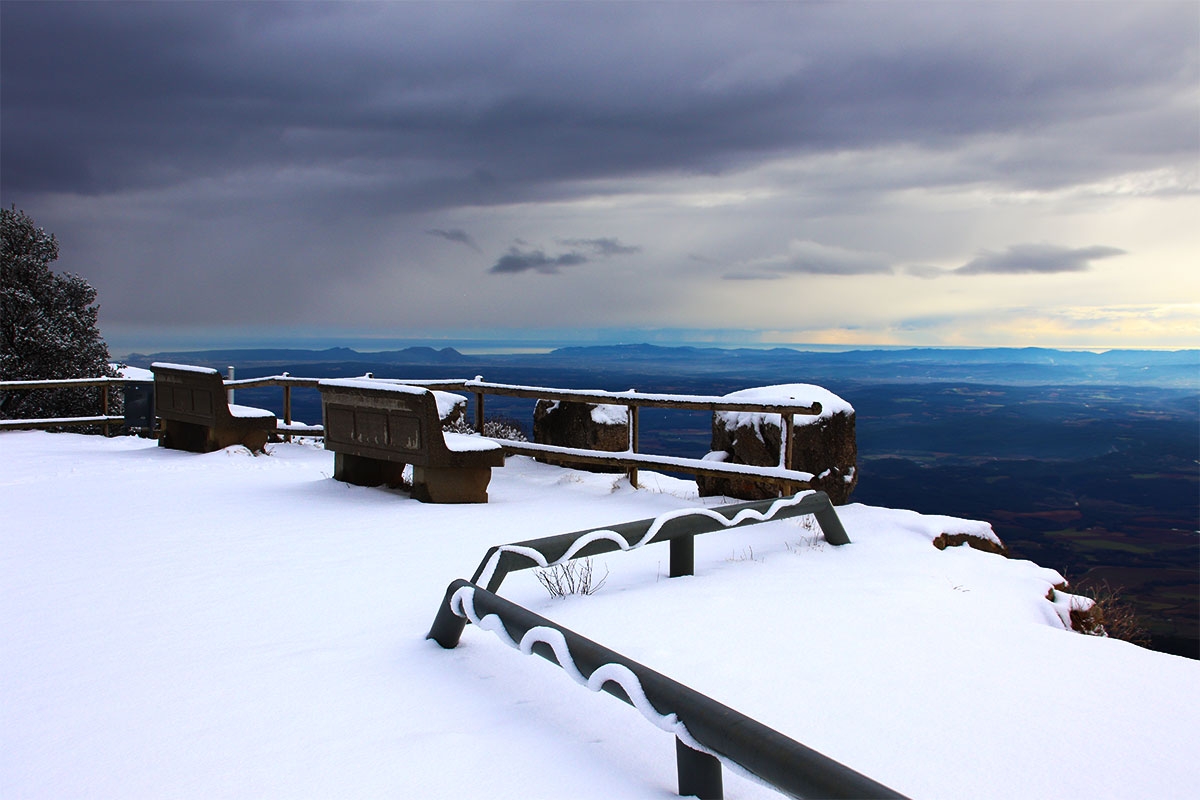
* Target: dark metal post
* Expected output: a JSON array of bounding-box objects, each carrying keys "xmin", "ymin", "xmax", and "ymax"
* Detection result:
[
  {"xmin": 677, "ymin": 738, "xmax": 723, "ymax": 799},
  {"xmin": 813, "ymin": 503, "xmax": 851, "ymax": 546},
  {"xmin": 102, "ymin": 383, "xmax": 110, "ymax": 436},
  {"xmin": 669, "ymin": 534, "xmax": 694, "ymax": 578},
  {"xmin": 475, "ymin": 392, "xmax": 485, "ymax": 434},
  {"xmin": 427, "ymin": 582, "xmax": 469, "ymax": 648}
]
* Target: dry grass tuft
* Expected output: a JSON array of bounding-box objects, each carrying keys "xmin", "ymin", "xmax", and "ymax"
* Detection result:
[
  {"xmin": 536, "ymin": 558, "xmax": 608, "ymax": 598},
  {"xmin": 1053, "ymin": 580, "xmax": 1151, "ymax": 647}
]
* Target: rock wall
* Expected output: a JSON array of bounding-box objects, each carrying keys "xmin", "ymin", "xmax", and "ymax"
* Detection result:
[
  {"xmin": 697, "ymin": 384, "xmax": 858, "ymax": 504},
  {"xmin": 532, "ymin": 400, "xmax": 629, "ymax": 472}
]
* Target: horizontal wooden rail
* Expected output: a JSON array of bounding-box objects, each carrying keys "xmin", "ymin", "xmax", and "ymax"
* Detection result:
[
  {"xmin": 2, "ymin": 373, "xmax": 829, "ymax": 493},
  {"xmin": 222, "ymin": 375, "xmax": 464, "ymax": 390},
  {"xmin": 0, "ymin": 415, "xmax": 125, "ymax": 431},
  {"xmin": 0, "ymin": 376, "xmax": 141, "ymax": 435},
  {"xmin": 443, "ymin": 378, "xmax": 819, "ymax": 491},
  {"xmin": 458, "ymin": 378, "xmax": 822, "ymax": 416},
  {"xmin": 490, "ymin": 438, "xmax": 814, "ymax": 493},
  {"xmin": 0, "ymin": 377, "xmax": 135, "ymax": 390}
]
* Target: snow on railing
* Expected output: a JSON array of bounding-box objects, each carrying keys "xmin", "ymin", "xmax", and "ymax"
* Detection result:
[
  {"xmin": 427, "ymin": 497, "xmax": 907, "ymax": 799},
  {"xmin": 0, "ymin": 376, "xmax": 138, "ymax": 435},
  {"xmin": 468, "ymin": 491, "xmax": 848, "ymax": 593},
  {"xmin": 2, "ymin": 372, "xmax": 831, "ymax": 493},
  {"xmin": 431, "ymin": 581, "xmax": 908, "ymax": 799}
]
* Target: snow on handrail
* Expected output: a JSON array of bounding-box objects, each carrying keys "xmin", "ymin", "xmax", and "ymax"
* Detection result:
[
  {"xmin": 470, "ymin": 491, "xmax": 846, "ymax": 593},
  {"xmin": 428, "ymin": 579, "xmax": 909, "ymax": 800}
]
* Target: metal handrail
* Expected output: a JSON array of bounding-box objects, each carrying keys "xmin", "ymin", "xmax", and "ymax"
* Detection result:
[
  {"xmin": 424, "ymin": 493, "xmax": 895, "ymax": 798},
  {"xmin": 466, "ymin": 491, "xmax": 849, "ymax": 595},
  {"xmin": 428, "ymin": 580, "xmax": 908, "ymax": 799}
]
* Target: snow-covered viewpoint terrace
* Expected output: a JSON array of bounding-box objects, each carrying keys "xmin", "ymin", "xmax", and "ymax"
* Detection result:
[{"xmin": 2, "ymin": 431, "xmax": 1196, "ymax": 799}]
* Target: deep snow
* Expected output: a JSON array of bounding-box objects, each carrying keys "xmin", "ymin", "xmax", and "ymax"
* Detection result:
[{"xmin": 2, "ymin": 432, "xmax": 1196, "ymax": 799}]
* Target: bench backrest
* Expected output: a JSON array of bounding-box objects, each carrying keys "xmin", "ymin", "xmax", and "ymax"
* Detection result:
[
  {"xmin": 152, "ymin": 363, "xmax": 232, "ymax": 425},
  {"xmin": 319, "ymin": 380, "xmax": 462, "ymax": 467}
]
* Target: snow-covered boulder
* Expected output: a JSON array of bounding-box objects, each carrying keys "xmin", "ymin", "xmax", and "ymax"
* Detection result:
[
  {"xmin": 698, "ymin": 383, "xmax": 858, "ymax": 504},
  {"xmin": 533, "ymin": 399, "xmax": 629, "ymax": 472}
]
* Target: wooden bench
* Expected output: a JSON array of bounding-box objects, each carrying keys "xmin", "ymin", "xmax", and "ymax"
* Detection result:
[
  {"xmin": 152, "ymin": 363, "xmax": 276, "ymax": 453},
  {"xmin": 318, "ymin": 379, "xmax": 504, "ymax": 503}
]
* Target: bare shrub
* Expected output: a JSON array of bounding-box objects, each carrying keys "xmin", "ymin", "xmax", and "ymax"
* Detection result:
[
  {"xmin": 1071, "ymin": 581, "xmax": 1151, "ymax": 647},
  {"xmin": 444, "ymin": 416, "xmax": 529, "ymax": 442},
  {"xmin": 536, "ymin": 558, "xmax": 608, "ymax": 598}
]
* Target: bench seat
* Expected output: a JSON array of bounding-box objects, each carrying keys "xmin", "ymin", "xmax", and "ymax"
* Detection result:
[
  {"xmin": 152, "ymin": 363, "xmax": 277, "ymax": 453},
  {"xmin": 319, "ymin": 379, "xmax": 504, "ymax": 503}
]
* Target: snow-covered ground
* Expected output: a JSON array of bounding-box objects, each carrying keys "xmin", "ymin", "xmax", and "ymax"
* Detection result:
[{"xmin": 2, "ymin": 432, "xmax": 1196, "ymax": 799}]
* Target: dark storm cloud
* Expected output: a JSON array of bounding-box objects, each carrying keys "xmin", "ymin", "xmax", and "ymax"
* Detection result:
[
  {"xmin": 954, "ymin": 244, "xmax": 1126, "ymax": 276},
  {"xmin": 2, "ymin": 1, "xmax": 1195, "ymax": 208},
  {"xmin": 488, "ymin": 237, "xmax": 639, "ymax": 275},
  {"xmin": 490, "ymin": 247, "xmax": 589, "ymax": 275},
  {"xmin": 0, "ymin": 1, "xmax": 1192, "ymax": 335},
  {"xmin": 425, "ymin": 228, "xmax": 480, "ymax": 252}
]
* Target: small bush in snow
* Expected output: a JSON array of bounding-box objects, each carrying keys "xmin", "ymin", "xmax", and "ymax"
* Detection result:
[
  {"xmin": 1070, "ymin": 581, "xmax": 1151, "ymax": 647},
  {"xmin": 443, "ymin": 416, "xmax": 529, "ymax": 442},
  {"xmin": 536, "ymin": 558, "xmax": 608, "ymax": 598}
]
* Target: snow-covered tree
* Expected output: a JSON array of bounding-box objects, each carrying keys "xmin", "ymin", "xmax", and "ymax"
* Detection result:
[{"xmin": 1, "ymin": 206, "xmax": 116, "ymax": 421}]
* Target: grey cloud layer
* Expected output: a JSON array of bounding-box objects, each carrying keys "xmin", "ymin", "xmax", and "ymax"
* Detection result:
[
  {"xmin": 955, "ymin": 245, "xmax": 1127, "ymax": 276},
  {"xmin": 0, "ymin": 1, "xmax": 1193, "ymax": 339},
  {"xmin": 3, "ymin": 1, "xmax": 1195, "ymax": 208}
]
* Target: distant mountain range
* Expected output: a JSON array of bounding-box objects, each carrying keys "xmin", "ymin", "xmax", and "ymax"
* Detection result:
[{"xmin": 124, "ymin": 344, "xmax": 1200, "ymax": 388}]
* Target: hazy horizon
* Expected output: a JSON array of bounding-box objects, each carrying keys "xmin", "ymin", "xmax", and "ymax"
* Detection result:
[{"xmin": 109, "ymin": 328, "xmax": 1199, "ymax": 360}]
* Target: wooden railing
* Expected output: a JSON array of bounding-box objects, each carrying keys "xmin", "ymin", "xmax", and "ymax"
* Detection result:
[
  {"xmin": 0, "ymin": 377, "xmax": 133, "ymax": 435},
  {"xmin": 227, "ymin": 374, "xmax": 822, "ymax": 492},
  {"xmin": 4, "ymin": 372, "xmax": 827, "ymax": 494}
]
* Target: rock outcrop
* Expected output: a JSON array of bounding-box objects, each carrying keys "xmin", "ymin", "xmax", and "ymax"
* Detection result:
[
  {"xmin": 697, "ymin": 384, "xmax": 858, "ymax": 504},
  {"xmin": 532, "ymin": 400, "xmax": 629, "ymax": 472}
]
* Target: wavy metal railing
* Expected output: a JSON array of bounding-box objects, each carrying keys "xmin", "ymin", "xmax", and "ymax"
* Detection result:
[
  {"xmin": 428, "ymin": 495, "xmax": 908, "ymax": 799},
  {"xmin": 468, "ymin": 491, "xmax": 849, "ymax": 594},
  {"xmin": 428, "ymin": 581, "xmax": 907, "ymax": 799}
]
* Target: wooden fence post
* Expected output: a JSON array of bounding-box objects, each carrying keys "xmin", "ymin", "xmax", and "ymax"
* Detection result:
[
  {"xmin": 781, "ymin": 412, "xmax": 795, "ymax": 496},
  {"xmin": 282, "ymin": 373, "xmax": 292, "ymax": 443},
  {"xmin": 627, "ymin": 402, "xmax": 640, "ymax": 488}
]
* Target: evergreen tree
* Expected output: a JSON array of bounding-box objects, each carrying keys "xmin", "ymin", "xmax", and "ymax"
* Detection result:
[{"xmin": 1, "ymin": 206, "xmax": 116, "ymax": 422}]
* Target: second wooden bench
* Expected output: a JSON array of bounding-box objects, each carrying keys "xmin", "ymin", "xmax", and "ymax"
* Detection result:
[{"xmin": 318, "ymin": 379, "xmax": 504, "ymax": 503}]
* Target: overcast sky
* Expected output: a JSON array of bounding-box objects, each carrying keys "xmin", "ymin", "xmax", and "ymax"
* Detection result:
[{"xmin": 2, "ymin": 1, "xmax": 1197, "ymax": 353}]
